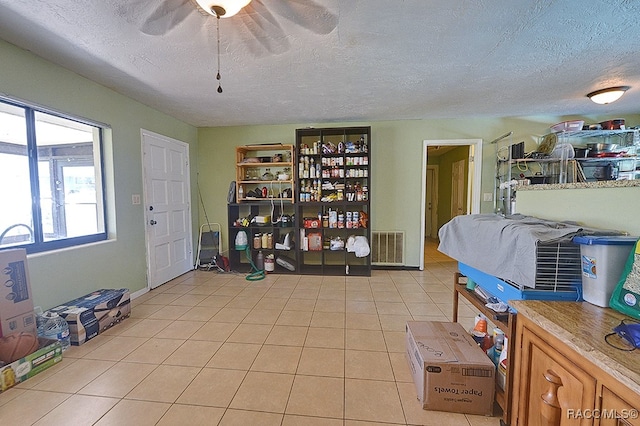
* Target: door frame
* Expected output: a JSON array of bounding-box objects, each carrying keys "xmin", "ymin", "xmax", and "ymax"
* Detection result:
[
  {"xmin": 420, "ymin": 139, "xmax": 482, "ymax": 270},
  {"xmin": 141, "ymin": 129, "xmax": 193, "ymax": 289}
]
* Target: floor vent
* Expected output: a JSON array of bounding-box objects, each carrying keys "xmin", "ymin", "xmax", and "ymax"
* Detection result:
[{"xmin": 371, "ymin": 231, "xmax": 405, "ymax": 266}]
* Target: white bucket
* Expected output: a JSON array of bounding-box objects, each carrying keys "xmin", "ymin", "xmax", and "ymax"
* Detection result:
[{"xmin": 574, "ymin": 235, "xmax": 638, "ymax": 307}]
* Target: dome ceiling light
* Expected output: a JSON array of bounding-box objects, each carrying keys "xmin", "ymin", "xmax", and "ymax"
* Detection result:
[
  {"xmin": 194, "ymin": 0, "xmax": 251, "ymax": 18},
  {"xmin": 586, "ymin": 86, "xmax": 630, "ymax": 105}
]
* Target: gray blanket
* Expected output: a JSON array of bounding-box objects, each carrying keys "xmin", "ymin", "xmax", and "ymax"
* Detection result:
[{"xmin": 438, "ymin": 214, "xmax": 615, "ymax": 288}]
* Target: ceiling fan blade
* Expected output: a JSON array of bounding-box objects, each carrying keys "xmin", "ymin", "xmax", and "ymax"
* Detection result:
[
  {"xmin": 138, "ymin": 0, "xmax": 197, "ymax": 36},
  {"xmin": 269, "ymin": 0, "xmax": 338, "ymax": 35},
  {"xmin": 237, "ymin": 0, "xmax": 289, "ymax": 56}
]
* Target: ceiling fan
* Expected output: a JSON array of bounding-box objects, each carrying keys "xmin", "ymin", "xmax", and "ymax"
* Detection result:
[
  {"xmin": 133, "ymin": 0, "xmax": 338, "ymax": 54},
  {"xmin": 132, "ymin": 0, "xmax": 337, "ymax": 92}
]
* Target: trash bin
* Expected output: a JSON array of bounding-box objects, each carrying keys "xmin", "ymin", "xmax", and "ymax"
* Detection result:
[{"xmin": 573, "ymin": 235, "xmax": 639, "ymax": 307}]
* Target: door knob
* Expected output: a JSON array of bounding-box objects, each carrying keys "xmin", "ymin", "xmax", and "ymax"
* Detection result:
[{"xmin": 150, "ymin": 220, "xmax": 157, "ymax": 225}]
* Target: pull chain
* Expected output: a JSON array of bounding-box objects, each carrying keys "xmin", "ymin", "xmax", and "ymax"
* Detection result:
[{"xmin": 216, "ymin": 15, "xmax": 222, "ymax": 93}]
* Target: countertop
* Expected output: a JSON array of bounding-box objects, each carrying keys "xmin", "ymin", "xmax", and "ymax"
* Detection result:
[
  {"xmin": 517, "ymin": 179, "xmax": 640, "ymax": 191},
  {"xmin": 510, "ymin": 300, "xmax": 640, "ymax": 395}
]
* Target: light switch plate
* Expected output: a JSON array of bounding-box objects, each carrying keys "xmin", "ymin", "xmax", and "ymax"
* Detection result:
[
  {"xmin": 132, "ymin": 194, "xmax": 141, "ymax": 205},
  {"xmin": 483, "ymin": 193, "xmax": 493, "ymax": 202}
]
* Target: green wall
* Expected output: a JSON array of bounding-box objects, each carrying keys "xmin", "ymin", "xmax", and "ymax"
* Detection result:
[
  {"xmin": 517, "ymin": 186, "xmax": 640, "ymax": 236},
  {"xmin": 0, "ymin": 39, "xmax": 198, "ymax": 309}
]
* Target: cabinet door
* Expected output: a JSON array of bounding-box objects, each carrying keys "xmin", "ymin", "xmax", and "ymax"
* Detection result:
[
  {"xmin": 517, "ymin": 325, "xmax": 596, "ymax": 426},
  {"xmin": 599, "ymin": 386, "xmax": 640, "ymax": 426}
]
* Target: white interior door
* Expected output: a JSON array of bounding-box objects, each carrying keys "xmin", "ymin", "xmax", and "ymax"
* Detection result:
[
  {"xmin": 451, "ymin": 159, "xmax": 466, "ymax": 218},
  {"xmin": 426, "ymin": 166, "xmax": 439, "ymax": 239},
  {"xmin": 141, "ymin": 130, "xmax": 193, "ymax": 289}
]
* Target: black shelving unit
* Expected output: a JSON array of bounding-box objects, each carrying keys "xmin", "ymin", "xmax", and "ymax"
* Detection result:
[
  {"xmin": 227, "ymin": 202, "xmax": 297, "ymax": 274},
  {"xmin": 295, "ymin": 126, "xmax": 371, "ymax": 276}
]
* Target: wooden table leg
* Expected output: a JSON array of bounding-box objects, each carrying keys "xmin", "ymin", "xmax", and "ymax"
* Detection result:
[{"xmin": 452, "ymin": 272, "xmax": 461, "ymax": 322}]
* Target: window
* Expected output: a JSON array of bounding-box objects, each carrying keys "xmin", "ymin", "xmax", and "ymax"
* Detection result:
[{"xmin": 0, "ymin": 99, "xmax": 107, "ymax": 253}]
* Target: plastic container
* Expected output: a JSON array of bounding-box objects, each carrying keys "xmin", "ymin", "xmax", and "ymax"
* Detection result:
[
  {"xmin": 256, "ymin": 251, "xmax": 264, "ymax": 271},
  {"xmin": 573, "ymin": 235, "xmax": 638, "ymax": 307},
  {"xmin": 38, "ymin": 311, "xmax": 70, "ymax": 351},
  {"xmin": 264, "ymin": 254, "xmax": 275, "ymax": 272}
]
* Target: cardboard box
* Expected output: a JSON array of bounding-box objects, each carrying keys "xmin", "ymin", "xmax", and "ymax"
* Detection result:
[
  {"xmin": 0, "ymin": 249, "xmax": 37, "ymax": 338},
  {"xmin": 0, "ymin": 337, "xmax": 63, "ymax": 393},
  {"xmin": 49, "ymin": 289, "xmax": 130, "ymax": 346},
  {"xmin": 405, "ymin": 321, "xmax": 495, "ymax": 416}
]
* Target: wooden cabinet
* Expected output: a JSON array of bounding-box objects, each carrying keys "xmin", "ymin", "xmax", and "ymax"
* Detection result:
[
  {"xmin": 295, "ymin": 126, "xmax": 371, "ymax": 276},
  {"xmin": 235, "ymin": 144, "xmax": 295, "ymax": 203},
  {"xmin": 600, "ymin": 387, "xmax": 640, "ymax": 426},
  {"xmin": 516, "ymin": 320, "xmax": 596, "ymax": 425},
  {"xmin": 510, "ymin": 301, "xmax": 640, "ymax": 426}
]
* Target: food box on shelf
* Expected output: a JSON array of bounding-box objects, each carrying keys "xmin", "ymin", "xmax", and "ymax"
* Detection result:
[
  {"xmin": 307, "ymin": 233, "xmax": 322, "ymax": 251},
  {"xmin": 405, "ymin": 321, "xmax": 495, "ymax": 416},
  {"xmin": 0, "ymin": 337, "xmax": 63, "ymax": 393},
  {"xmin": 48, "ymin": 289, "xmax": 131, "ymax": 345},
  {"xmin": 0, "ymin": 249, "xmax": 37, "ymax": 338}
]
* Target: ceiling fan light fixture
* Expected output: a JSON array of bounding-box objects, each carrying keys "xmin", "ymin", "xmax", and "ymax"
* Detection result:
[
  {"xmin": 586, "ymin": 86, "xmax": 630, "ymax": 105},
  {"xmin": 195, "ymin": 0, "xmax": 251, "ymax": 18}
]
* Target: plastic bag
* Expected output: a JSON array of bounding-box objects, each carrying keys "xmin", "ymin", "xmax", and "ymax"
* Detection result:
[
  {"xmin": 605, "ymin": 319, "xmax": 640, "ymax": 351},
  {"xmin": 609, "ymin": 239, "xmax": 640, "ymax": 320}
]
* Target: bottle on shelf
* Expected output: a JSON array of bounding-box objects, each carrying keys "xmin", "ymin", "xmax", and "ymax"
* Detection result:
[{"xmin": 256, "ymin": 251, "xmax": 264, "ymax": 271}]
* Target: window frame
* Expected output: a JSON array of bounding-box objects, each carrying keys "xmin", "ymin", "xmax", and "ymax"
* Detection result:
[{"xmin": 0, "ymin": 96, "xmax": 109, "ymax": 254}]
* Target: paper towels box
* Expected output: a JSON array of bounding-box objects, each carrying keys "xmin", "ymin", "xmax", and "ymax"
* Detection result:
[{"xmin": 405, "ymin": 321, "xmax": 495, "ymax": 416}]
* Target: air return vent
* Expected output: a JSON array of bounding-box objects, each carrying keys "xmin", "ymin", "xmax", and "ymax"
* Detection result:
[{"xmin": 371, "ymin": 231, "xmax": 405, "ymax": 266}]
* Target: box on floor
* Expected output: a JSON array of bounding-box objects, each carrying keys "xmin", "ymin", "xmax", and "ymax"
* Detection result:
[
  {"xmin": 49, "ymin": 288, "xmax": 131, "ymax": 345},
  {"xmin": 0, "ymin": 337, "xmax": 62, "ymax": 393},
  {"xmin": 0, "ymin": 249, "xmax": 37, "ymax": 338},
  {"xmin": 405, "ymin": 321, "xmax": 495, "ymax": 416}
]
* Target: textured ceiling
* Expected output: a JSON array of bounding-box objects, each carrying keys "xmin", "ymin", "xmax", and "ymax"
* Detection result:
[{"xmin": 0, "ymin": 0, "xmax": 639, "ymax": 127}]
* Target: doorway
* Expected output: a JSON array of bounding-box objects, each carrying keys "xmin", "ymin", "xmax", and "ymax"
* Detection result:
[
  {"xmin": 419, "ymin": 139, "xmax": 483, "ymax": 270},
  {"xmin": 141, "ymin": 129, "xmax": 193, "ymax": 289}
]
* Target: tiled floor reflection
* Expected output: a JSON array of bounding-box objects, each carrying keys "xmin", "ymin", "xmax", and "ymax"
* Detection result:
[{"xmin": 0, "ymin": 241, "xmax": 502, "ymax": 425}]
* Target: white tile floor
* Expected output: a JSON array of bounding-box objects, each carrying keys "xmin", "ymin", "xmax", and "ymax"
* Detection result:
[{"xmin": 0, "ymin": 241, "xmax": 502, "ymax": 425}]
